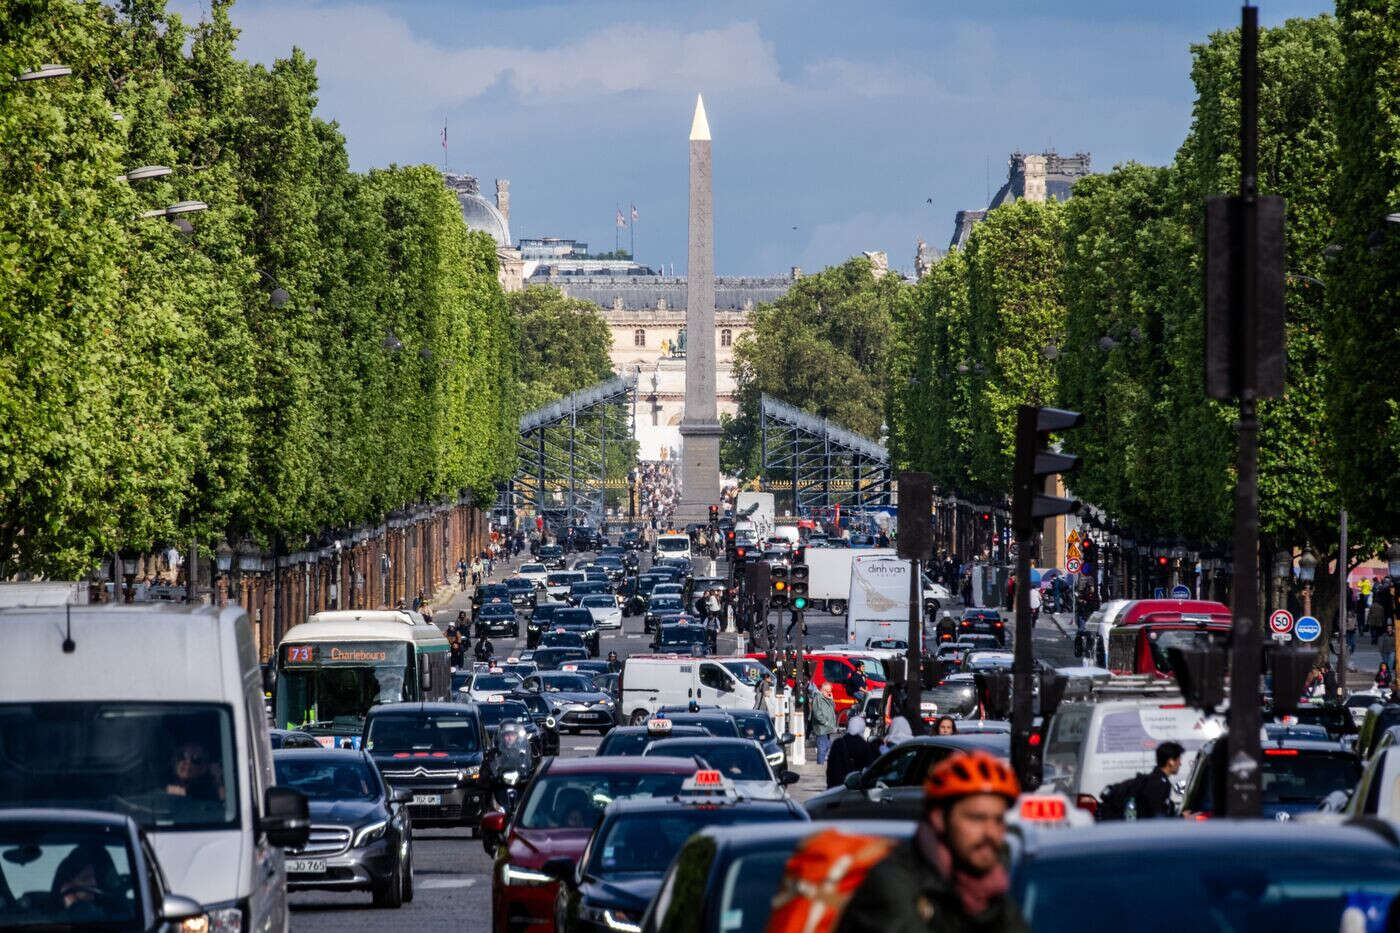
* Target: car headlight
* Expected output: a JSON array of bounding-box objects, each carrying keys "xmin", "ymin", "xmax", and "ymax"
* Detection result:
[
  {"xmin": 353, "ymin": 819, "xmax": 388, "ymax": 847},
  {"xmin": 502, "ymin": 863, "xmax": 555, "ymax": 886},
  {"xmin": 596, "ymin": 698, "xmax": 614, "ymax": 708},
  {"xmin": 545, "ymin": 716, "xmax": 556, "ymax": 728},
  {"xmin": 583, "ymin": 905, "xmax": 642, "ymax": 933},
  {"xmin": 202, "ymin": 901, "xmax": 245, "ymax": 933}
]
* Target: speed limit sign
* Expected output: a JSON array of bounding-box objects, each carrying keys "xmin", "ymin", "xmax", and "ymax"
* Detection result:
[
  {"xmin": 1268, "ymin": 609, "xmax": 1294, "ymax": 634},
  {"xmin": 1066, "ymin": 557, "xmax": 1082, "ymax": 574}
]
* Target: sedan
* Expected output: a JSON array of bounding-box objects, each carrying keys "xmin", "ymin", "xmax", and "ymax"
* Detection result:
[
  {"xmin": 459, "ymin": 670, "xmax": 524, "ymax": 703},
  {"xmin": 520, "ymin": 671, "xmax": 617, "ymax": 734},
  {"xmin": 476, "ymin": 602, "xmax": 520, "ymax": 639},
  {"xmin": 516, "ymin": 563, "xmax": 550, "ymax": 586},
  {"xmin": 578, "ymin": 594, "xmax": 623, "ymax": 629},
  {"xmin": 959, "ymin": 608, "xmax": 1006, "ymax": 644},
  {"xmin": 643, "ymin": 595, "xmax": 687, "ymax": 633},
  {"xmin": 503, "ymin": 576, "xmax": 538, "ymax": 611},
  {"xmin": 275, "ymin": 748, "xmax": 415, "ymax": 908},
  {"xmin": 644, "ymin": 737, "xmax": 799, "ymax": 799},
  {"xmin": 804, "ymin": 734, "xmax": 1009, "ymax": 821}
]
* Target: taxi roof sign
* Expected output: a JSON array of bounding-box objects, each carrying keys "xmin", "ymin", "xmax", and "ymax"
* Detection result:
[
  {"xmin": 486, "ymin": 694, "xmax": 507, "ymax": 703},
  {"xmin": 678, "ymin": 769, "xmax": 740, "ymax": 802},
  {"xmin": 1007, "ymin": 792, "xmax": 1092, "ymax": 829},
  {"xmin": 647, "ymin": 718, "xmax": 673, "ymax": 734}
]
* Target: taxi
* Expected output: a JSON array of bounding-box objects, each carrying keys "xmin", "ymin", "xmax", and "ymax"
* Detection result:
[{"xmin": 595, "ymin": 717, "xmax": 710, "ymax": 756}]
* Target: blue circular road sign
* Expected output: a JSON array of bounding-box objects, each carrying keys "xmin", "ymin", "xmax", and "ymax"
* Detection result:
[
  {"xmin": 1294, "ymin": 615, "xmax": 1321, "ymax": 643},
  {"xmin": 1171, "ymin": 584, "xmax": 1191, "ymax": 599}
]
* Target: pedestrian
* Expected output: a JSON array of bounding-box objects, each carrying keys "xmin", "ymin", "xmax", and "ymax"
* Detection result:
[
  {"xmin": 448, "ymin": 630, "xmax": 465, "ymax": 669},
  {"xmin": 457, "ymin": 558, "xmax": 468, "ymax": 591},
  {"xmin": 810, "ymin": 683, "xmax": 839, "ymax": 765},
  {"xmin": 411, "ymin": 590, "xmax": 424, "ymax": 611},
  {"xmin": 1135, "ymin": 742, "xmax": 1184, "ymax": 819},
  {"xmin": 1369, "ymin": 582, "xmax": 1388, "ymax": 644},
  {"xmin": 1378, "ymin": 662, "xmax": 1393, "ymax": 691},
  {"xmin": 880, "ymin": 715, "xmax": 914, "ymax": 754},
  {"xmin": 837, "ymin": 750, "xmax": 1026, "ymax": 933},
  {"xmin": 826, "ymin": 716, "xmax": 879, "ymax": 789},
  {"xmin": 1381, "ymin": 624, "xmax": 1396, "ymax": 673}
]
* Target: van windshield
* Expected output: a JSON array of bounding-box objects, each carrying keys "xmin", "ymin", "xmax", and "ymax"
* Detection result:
[
  {"xmin": 365, "ymin": 711, "xmax": 481, "ymax": 754},
  {"xmin": 656, "ymin": 538, "xmax": 688, "ymax": 553},
  {"xmin": 0, "ymin": 703, "xmax": 238, "ymax": 831}
]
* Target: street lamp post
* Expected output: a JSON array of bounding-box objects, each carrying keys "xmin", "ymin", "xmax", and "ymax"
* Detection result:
[
  {"xmin": 1274, "ymin": 549, "xmax": 1293, "ymax": 615},
  {"xmin": 215, "ymin": 541, "xmax": 234, "ymax": 607},
  {"xmin": 1387, "ymin": 541, "xmax": 1400, "ymax": 579},
  {"xmin": 1297, "ymin": 546, "xmax": 1317, "ymax": 617}
]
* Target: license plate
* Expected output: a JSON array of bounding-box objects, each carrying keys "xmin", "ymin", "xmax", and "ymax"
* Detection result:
[
  {"xmin": 412, "ymin": 794, "xmax": 442, "ymax": 806},
  {"xmin": 287, "ymin": 859, "xmax": 325, "ymax": 873}
]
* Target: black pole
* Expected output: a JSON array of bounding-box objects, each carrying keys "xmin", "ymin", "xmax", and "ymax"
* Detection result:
[
  {"xmin": 1226, "ymin": 3, "xmax": 1263, "ymax": 818},
  {"xmin": 905, "ymin": 557, "xmax": 923, "ymax": 733}
]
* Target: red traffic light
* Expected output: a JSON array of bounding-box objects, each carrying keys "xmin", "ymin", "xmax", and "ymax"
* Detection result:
[
  {"xmin": 1157, "ymin": 556, "xmax": 1169, "ymax": 566},
  {"xmin": 736, "ymin": 547, "xmax": 746, "ymax": 558},
  {"xmin": 981, "ymin": 512, "xmax": 991, "ymax": 522}
]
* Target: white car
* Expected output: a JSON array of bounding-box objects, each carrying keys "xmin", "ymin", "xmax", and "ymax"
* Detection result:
[
  {"xmin": 579, "ymin": 594, "xmax": 623, "ymax": 629},
  {"xmin": 458, "ymin": 670, "xmax": 522, "ymax": 703},
  {"xmin": 516, "ymin": 563, "xmax": 549, "ymax": 587}
]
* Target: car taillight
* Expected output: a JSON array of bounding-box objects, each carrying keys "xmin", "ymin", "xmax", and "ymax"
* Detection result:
[
  {"xmin": 1074, "ymin": 794, "xmax": 1098, "ymax": 815},
  {"xmin": 1264, "ymin": 748, "xmax": 1299, "ymax": 756}
]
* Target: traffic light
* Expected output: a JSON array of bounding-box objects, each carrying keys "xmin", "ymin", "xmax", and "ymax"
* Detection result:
[
  {"xmin": 709, "ymin": 504, "xmax": 719, "ymax": 522},
  {"xmin": 981, "ymin": 511, "xmax": 992, "ymax": 522},
  {"xmin": 769, "ymin": 564, "xmax": 789, "ymax": 608},
  {"xmin": 1080, "ymin": 538, "xmax": 1096, "ymax": 566},
  {"xmin": 973, "ymin": 671, "xmax": 1012, "ymax": 720},
  {"xmin": 1157, "ymin": 555, "xmax": 1169, "ymax": 567},
  {"xmin": 789, "ymin": 564, "xmax": 809, "ymax": 611},
  {"xmin": 897, "ymin": 472, "xmax": 933, "ymax": 561},
  {"xmin": 1012, "ymin": 405, "xmax": 1084, "ymax": 537}
]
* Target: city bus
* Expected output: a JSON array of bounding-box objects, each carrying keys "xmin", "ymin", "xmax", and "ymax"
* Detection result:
[{"xmin": 273, "ymin": 609, "xmax": 450, "ymax": 746}]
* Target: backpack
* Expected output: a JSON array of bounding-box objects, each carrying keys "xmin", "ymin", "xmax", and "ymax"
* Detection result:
[
  {"xmin": 766, "ymin": 829, "xmax": 895, "ymax": 933},
  {"xmin": 1096, "ymin": 772, "xmax": 1149, "ymax": 821}
]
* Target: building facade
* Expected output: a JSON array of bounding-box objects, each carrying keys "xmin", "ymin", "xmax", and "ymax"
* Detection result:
[
  {"xmin": 946, "ymin": 151, "xmax": 1092, "ymax": 251},
  {"xmin": 443, "ymin": 172, "xmax": 524, "ymax": 292}
]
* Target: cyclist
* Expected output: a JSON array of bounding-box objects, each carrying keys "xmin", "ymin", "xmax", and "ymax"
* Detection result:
[{"xmin": 839, "ymin": 750, "xmax": 1025, "ymax": 932}]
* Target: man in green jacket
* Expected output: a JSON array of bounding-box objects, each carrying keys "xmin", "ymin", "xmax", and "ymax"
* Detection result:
[
  {"xmin": 810, "ymin": 682, "xmax": 839, "ymax": 764},
  {"xmin": 838, "ymin": 749, "xmax": 1027, "ymax": 933}
]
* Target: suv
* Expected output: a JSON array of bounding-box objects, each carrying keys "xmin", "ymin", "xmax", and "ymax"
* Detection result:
[
  {"xmin": 363, "ymin": 703, "xmax": 489, "ymax": 833},
  {"xmin": 475, "ymin": 601, "xmax": 519, "ymax": 639},
  {"xmin": 959, "ymin": 608, "xmax": 1006, "ymax": 645},
  {"xmin": 1181, "ymin": 735, "xmax": 1361, "ymax": 819},
  {"xmin": 804, "ymin": 734, "xmax": 1009, "ymax": 820},
  {"xmin": 537, "ymin": 544, "xmax": 566, "ymax": 570}
]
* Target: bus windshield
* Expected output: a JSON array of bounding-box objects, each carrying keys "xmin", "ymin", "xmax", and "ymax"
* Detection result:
[{"xmin": 275, "ymin": 640, "xmax": 413, "ymax": 733}]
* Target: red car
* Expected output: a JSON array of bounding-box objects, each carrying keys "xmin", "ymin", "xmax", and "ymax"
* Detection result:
[{"xmin": 488, "ymin": 755, "xmax": 698, "ymax": 933}]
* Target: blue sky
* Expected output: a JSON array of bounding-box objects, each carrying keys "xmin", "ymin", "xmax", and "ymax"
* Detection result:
[{"xmin": 192, "ymin": 0, "xmax": 1334, "ymax": 276}]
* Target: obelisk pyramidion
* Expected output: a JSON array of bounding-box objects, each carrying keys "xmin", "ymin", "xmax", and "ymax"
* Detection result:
[{"xmin": 675, "ymin": 93, "xmax": 722, "ymax": 522}]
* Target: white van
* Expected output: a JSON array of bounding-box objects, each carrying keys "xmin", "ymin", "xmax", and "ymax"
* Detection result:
[
  {"xmin": 653, "ymin": 533, "xmax": 692, "ymax": 563},
  {"xmin": 1043, "ymin": 695, "xmax": 1223, "ymax": 813},
  {"xmin": 620, "ymin": 655, "xmax": 757, "ymax": 723},
  {"xmin": 0, "ymin": 603, "xmax": 310, "ymax": 932}
]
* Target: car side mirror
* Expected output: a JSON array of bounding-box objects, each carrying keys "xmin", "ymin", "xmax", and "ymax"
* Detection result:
[
  {"xmin": 390, "ymin": 787, "xmax": 413, "ymax": 805},
  {"xmin": 780, "ymin": 770, "xmax": 800, "ymax": 786},
  {"xmin": 542, "ymin": 856, "xmax": 575, "ymax": 882},
  {"xmin": 780, "ymin": 732, "xmax": 796, "ymax": 746},
  {"xmin": 160, "ymin": 894, "xmax": 206, "ymax": 926},
  {"xmin": 260, "ymin": 786, "xmax": 310, "ymax": 848},
  {"xmin": 420, "ymin": 666, "xmax": 431, "ymax": 692},
  {"xmin": 843, "ymin": 770, "xmax": 863, "ymax": 791},
  {"xmin": 481, "ymin": 810, "xmax": 508, "ymax": 834}
]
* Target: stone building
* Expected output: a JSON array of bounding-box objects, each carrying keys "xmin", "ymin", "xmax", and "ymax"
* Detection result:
[
  {"xmin": 535, "ymin": 272, "xmax": 795, "ymax": 459},
  {"xmin": 947, "ymin": 151, "xmax": 1092, "ymax": 250},
  {"xmin": 443, "ymin": 172, "xmax": 524, "ymax": 292}
]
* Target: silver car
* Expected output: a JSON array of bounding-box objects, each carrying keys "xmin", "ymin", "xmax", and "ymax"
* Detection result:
[{"xmin": 579, "ymin": 594, "xmax": 623, "ymax": 629}]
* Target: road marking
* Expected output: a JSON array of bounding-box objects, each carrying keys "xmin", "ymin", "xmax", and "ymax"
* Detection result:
[
  {"xmin": 574, "ymin": 745, "xmax": 597, "ymax": 752},
  {"xmin": 417, "ymin": 877, "xmax": 477, "ymax": 890}
]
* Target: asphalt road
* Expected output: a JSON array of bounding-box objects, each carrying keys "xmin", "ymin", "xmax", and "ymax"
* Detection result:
[{"xmin": 288, "ymin": 548, "xmax": 1078, "ymax": 931}]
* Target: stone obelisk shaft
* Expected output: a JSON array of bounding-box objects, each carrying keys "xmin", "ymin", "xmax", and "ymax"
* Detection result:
[{"xmin": 676, "ymin": 94, "xmax": 722, "ymax": 522}]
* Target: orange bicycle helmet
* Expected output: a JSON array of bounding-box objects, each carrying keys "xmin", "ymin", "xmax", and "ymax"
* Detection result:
[{"xmin": 923, "ymin": 750, "xmax": 1019, "ymax": 802}]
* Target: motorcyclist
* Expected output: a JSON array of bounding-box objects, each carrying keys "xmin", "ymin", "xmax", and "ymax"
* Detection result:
[
  {"xmin": 936, "ymin": 611, "xmax": 957, "ymax": 644},
  {"xmin": 606, "ymin": 651, "xmax": 622, "ymax": 674},
  {"xmin": 839, "ymin": 749, "xmax": 1026, "ymax": 933},
  {"xmin": 488, "ymin": 721, "xmax": 535, "ymax": 810},
  {"xmin": 475, "ymin": 636, "xmax": 494, "ymax": 664}
]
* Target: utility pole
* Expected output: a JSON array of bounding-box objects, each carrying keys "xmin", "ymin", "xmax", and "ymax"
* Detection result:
[
  {"xmin": 1338, "ymin": 509, "xmax": 1349, "ymax": 698},
  {"xmin": 1205, "ymin": 5, "xmax": 1286, "ymax": 817},
  {"xmin": 897, "ymin": 473, "xmax": 933, "ymax": 733}
]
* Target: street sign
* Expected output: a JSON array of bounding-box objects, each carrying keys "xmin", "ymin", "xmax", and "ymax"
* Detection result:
[
  {"xmin": 1065, "ymin": 557, "xmax": 1081, "ymax": 574},
  {"xmin": 1294, "ymin": 615, "xmax": 1321, "ymax": 643},
  {"xmin": 1171, "ymin": 584, "xmax": 1191, "ymax": 599},
  {"xmin": 1268, "ymin": 609, "xmax": 1294, "ymax": 635},
  {"xmin": 1271, "ymin": 631, "xmax": 1293, "ymax": 643},
  {"xmin": 1153, "ymin": 587, "xmax": 1166, "ymax": 599}
]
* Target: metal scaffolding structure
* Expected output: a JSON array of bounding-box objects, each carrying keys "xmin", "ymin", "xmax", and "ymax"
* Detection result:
[
  {"xmin": 759, "ymin": 394, "xmax": 891, "ymax": 515},
  {"xmin": 498, "ymin": 372, "xmax": 637, "ymax": 527}
]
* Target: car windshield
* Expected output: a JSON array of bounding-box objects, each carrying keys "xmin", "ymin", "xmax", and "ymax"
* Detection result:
[
  {"xmin": 505, "ymin": 579, "xmax": 532, "ymax": 591},
  {"xmin": 0, "ymin": 702, "xmax": 238, "ymax": 831},
  {"xmin": 731, "ymin": 714, "xmax": 775, "ymax": 743},
  {"xmin": 275, "ymin": 640, "xmax": 413, "ymax": 730},
  {"xmin": 481, "ymin": 605, "xmax": 514, "ymax": 617},
  {"xmin": 0, "ymin": 826, "xmax": 139, "ymax": 930},
  {"xmin": 1147, "ymin": 629, "xmax": 1230, "ymax": 675},
  {"xmin": 517, "ymin": 772, "xmax": 691, "ymax": 829},
  {"xmin": 540, "ymin": 632, "xmax": 586, "ymax": 648},
  {"xmin": 474, "ymin": 703, "xmax": 532, "ymax": 727},
  {"xmin": 591, "ymin": 808, "xmax": 792, "ymax": 875},
  {"xmin": 581, "ymin": 596, "xmax": 615, "ymax": 608},
  {"xmin": 547, "ymin": 573, "xmax": 583, "ymax": 586},
  {"xmin": 520, "ymin": 564, "xmax": 546, "ymax": 574},
  {"xmin": 848, "ymin": 657, "xmax": 888, "ymax": 681},
  {"xmin": 719, "ymin": 850, "xmax": 791, "ymax": 933},
  {"xmin": 665, "ymin": 716, "xmax": 740, "ymax": 738},
  {"xmin": 650, "ymin": 597, "xmax": 684, "ymax": 611},
  {"xmin": 721, "ymin": 660, "xmax": 771, "ymax": 687},
  {"xmin": 1193, "ymin": 751, "xmax": 1362, "ymax": 809},
  {"xmin": 660, "ymin": 627, "xmax": 707, "ymax": 645},
  {"xmin": 924, "ymin": 685, "xmax": 978, "ymax": 717},
  {"xmin": 597, "ymin": 729, "xmax": 702, "ymax": 756},
  {"xmin": 273, "ymin": 757, "xmax": 379, "ymax": 801},
  {"xmin": 555, "ymin": 610, "xmax": 595, "ymax": 626},
  {"xmin": 537, "ymin": 675, "xmax": 593, "ymax": 692},
  {"xmin": 513, "ymin": 694, "xmax": 550, "ymax": 717},
  {"xmin": 657, "ymin": 539, "xmax": 688, "ymax": 552},
  {"xmin": 649, "ymin": 743, "xmax": 768, "ymax": 781},
  {"xmin": 365, "ymin": 712, "xmax": 481, "ymax": 753},
  {"xmin": 1015, "ymin": 850, "xmax": 1400, "ymax": 932},
  {"xmin": 470, "ymin": 675, "xmax": 520, "ymax": 692}
]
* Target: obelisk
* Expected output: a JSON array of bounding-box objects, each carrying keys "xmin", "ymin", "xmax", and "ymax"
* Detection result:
[{"xmin": 675, "ymin": 94, "xmax": 722, "ymax": 522}]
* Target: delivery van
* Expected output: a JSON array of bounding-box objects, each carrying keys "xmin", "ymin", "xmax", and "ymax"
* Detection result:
[
  {"xmin": 620, "ymin": 655, "xmax": 758, "ymax": 723},
  {"xmin": 0, "ymin": 603, "xmax": 311, "ymax": 932}
]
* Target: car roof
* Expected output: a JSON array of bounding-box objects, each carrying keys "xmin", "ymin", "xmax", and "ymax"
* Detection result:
[
  {"xmin": 1016, "ymin": 819, "xmax": 1400, "ymax": 860},
  {"xmin": 899, "ymin": 734, "xmax": 1010, "ymax": 752},
  {"xmin": 544, "ymin": 755, "xmax": 701, "ymax": 775},
  {"xmin": 272, "ymin": 747, "xmax": 370, "ymax": 761},
  {"xmin": 368, "ymin": 702, "xmax": 473, "ymax": 715},
  {"xmin": 0, "ymin": 808, "xmax": 138, "ymax": 832},
  {"xmin": 694, "ymin": 819, "xmax": 916, "ymax": 855},
  {"xmin": 603, "ymin": 795, "xmax": 802, "ymax": 818},
  {"xmin": 647, "ymin": 737, "xmax": 761, "ymax": 751}
]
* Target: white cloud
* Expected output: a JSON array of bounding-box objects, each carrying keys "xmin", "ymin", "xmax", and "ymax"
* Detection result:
[{"xmin": 225, "ymin": 4, "xmax": 781, "ymax": 107}]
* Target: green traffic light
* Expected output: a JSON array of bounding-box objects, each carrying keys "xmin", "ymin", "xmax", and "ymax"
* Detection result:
[{"xmin": 792, "ymin": 596, "xmax": 807, "ymax": 610}]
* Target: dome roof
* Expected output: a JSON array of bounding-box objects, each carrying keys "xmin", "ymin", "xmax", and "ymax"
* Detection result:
[{"xmin": 455, "ymin": 190, "xmax": 511, "ymax": 247}]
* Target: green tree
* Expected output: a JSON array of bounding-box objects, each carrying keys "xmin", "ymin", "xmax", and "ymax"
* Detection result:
[{"xmin": 508, "ymin": 284, "xmax": 613, "ymax": 409}]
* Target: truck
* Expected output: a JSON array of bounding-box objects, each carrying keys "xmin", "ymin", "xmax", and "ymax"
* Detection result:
[
  {"xmin": 846, "ymin": 553, "xmax": 922, "ymax": 648},
  {"xmin": 733, "ymin": 491, "xmax": 775, "ymax": 539},
  {"xmin": 807, "ymin": 547, "xmax": 896, "ymax": 615}
]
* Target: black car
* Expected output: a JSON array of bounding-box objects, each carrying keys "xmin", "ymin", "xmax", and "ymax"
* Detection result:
[
  {"xmin": 804, "ymin": 734, "xmax": 1010, "ymax": 821},
  {"xmin": 503, "ymin": 576, "xmax": 538, "ymax": 611},
  {"xmin": 363, "ymin": 702, "xmax": 489, "ymax": 833},
  {"xmin": 1008, "ymin": 821, "xmax": 1400, "ymax": 929},
  {"xmin": 549, "ymin": 776, "xmax": 808, "ymax": 933},
  {"xmin": 538, "ymin": 544, "xmax": 566, "ymax": 570},
  {"xmin": 593, "ymin": 555, "xmax": 626, "ymax": 582},
  {"xmin": 520, "ymin": 671, "xmax": 618, "ymax": 734},
  {"xmin": 651, "ymin": 710, "xmax": 741, "ymax": 738},
  {"xmin": 568, "ymin": 581, "xmax": 613, "ymax": 605},
  {"xmin": 475, "ymin": 582, "xmax": 512, "ymax": 615},
  {"xmin": 596, "ymin": 723, "xmax": 711, "ymax": 755},
  {"xmin": 0, "ymin": 808, "xmax": 210, "ymax": 930},
  {"xmin": 509, "ymin": 690, "xmax": 562, "ymax": 755},
  {"xmin": 552, "ymin": 606, "xmax": 602, "ymax": 656},
  {"xmin": 1181, "ymin": 735, "xmax": 1361, "ymax": 819},
  {"xmin": 538, "ymin": 630, "xmax": 590, "ymax": 653},
  {"xmin": 727, "ymin": 708, "xmax": 794, "ymax": 773},
  {"xmin": 528, "ymin": 602, "xmax": 563, "ymax": 647},
  {"xmin": 532, "ymin": 646, "xmax": 591, "ymax": 670},
  {"xmin": 641, "ymin": 820, "xmax": 915, "ymax": 933},
  {"xmin": 476, "ymin": 602, "xmax": 519, "ymax": 639},
  {"xmin": 270, "ymin": 728, "xmax": 322, "ymax": 749},
  {"xmin": 643, "ymin": 595, "xmax": 687, "ymax": 633},
  {"xmin": 621, "ymin": 530, "xmax": 644, "ymax": 551},
  {"xmin": 472, "ymin": 697, "xmax": 546, "ymax": 752},
  {"xmin": 275, "ymin": 748, "xmax": 415, "ymax": 907},
  {"xmin": 653, "ymin": 619, "xmax": 710, "ymax": 655},
  {"xmin": 959, "ymin": 608, "xmax": 1006, "ymax": 645}
]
